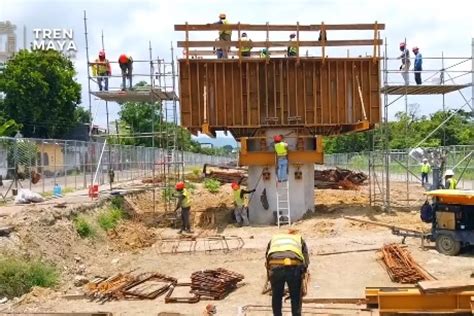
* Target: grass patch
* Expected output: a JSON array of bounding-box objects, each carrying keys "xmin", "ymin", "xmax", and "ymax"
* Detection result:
[
  {"xmin": 97, "ymin": 207, "xmax": 124, "ymax": 231},
  {"xmin": 0, "ymin": 256, "xmax": 58, "ymax": 299},
  {"xmin": 192, "ymin": 168, "xmax": 201, "ymax": 176},
  {"xmin": 203, "ymin": 179, "xmax": 221, "ymax": 194},
  {"xmin": 110, "ymin": 195, "xmax": 125, "ymax": 210},
  {"xmin": 62, "ymin": 187, "xmax": 74, "ymax": 194},
  {"xmin": 73, "ymin": 215, "xmax": 96, "ymax": 238},
  {"xmin": 40, "ymin": 191, "xmax": 53, "ymax": 198}
]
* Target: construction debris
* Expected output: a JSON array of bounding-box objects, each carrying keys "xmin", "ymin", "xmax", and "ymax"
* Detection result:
[
  {"xmin": 84, "ymin": 273, "xmax": 135, "ymax": 302},
  {"xmin": 379, "ymin": 244, "xmax": 435, "ymax": 283},
  {"xmin": 203, "ymin": 164, "xmax": 247, "ymax": 185},
  {"xmin": 314, "ymin": 168, "xmax": 368, "ymax": 189},
  {"xmin": 165, "ymin": 283, "xmax": 200, "ymax": 303},
  {"xmin": 156, "ymin": 235, "xmax": 245, "ymax": 254},
  {"xmin": 190, "ymin": 268, "xmax": 244, "ymax": 300}
]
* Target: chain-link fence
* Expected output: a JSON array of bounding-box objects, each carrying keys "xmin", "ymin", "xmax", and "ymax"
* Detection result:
[
  {"xmin": 0, "ymin": 136, "xmax": 235, "ymax": 198},
  {"xmin": 322, "ymin": 145, "xmax": 474, "ymax": 190}
]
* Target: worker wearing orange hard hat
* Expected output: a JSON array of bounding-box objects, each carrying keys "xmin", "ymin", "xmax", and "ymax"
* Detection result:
[
  {"xmin": 91, "ymin": 50, "xmax": 111, "ymax": 91},
  {"xmin": 174, "ymin": 181, "xmax": 192, "ymax": 233},
  {"xmin": 118, "ymin": 54, "xmax": 133, "ymax": 91},
  {"xmin": 274, "ymin": 134, "xmax": 289, "ymax": 182},
  {"xmin": 231, "ymin": 181, "xmax": 255, "ymax": 227}
]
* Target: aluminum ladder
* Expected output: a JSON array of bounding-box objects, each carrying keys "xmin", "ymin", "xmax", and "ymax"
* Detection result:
[{"xmin": 276, "ymin": 181, "xmax": 291, "ymax": 227}]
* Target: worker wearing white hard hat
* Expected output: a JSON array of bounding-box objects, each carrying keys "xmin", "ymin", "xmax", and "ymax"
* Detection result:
[{"xmin": 444, "ymin": 169, "xmax": 457, "ymax": 189}]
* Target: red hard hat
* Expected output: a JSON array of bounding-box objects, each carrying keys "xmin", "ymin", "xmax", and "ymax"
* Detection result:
[
  {"xmin": 99, "ymin": 50, "xmax": 105, "ymax": 58},
  {"xmin": 231, "ymin": 182, "xmax": 239, "ymax": 190},
  {"xmin": 119, "ymin": 54, "xmax": 129, "ymax": 64},
  {"xmin": 412, "ymin": 46, "xmax": 419, "ymax": 52},
  {"xmin": 273, "ymin": 135, "xmax": 282, "ymax": 142},
  {"xmin": 175, "ymin": 181, "xmax": 185, "ymax": 190},
  {"xmin": 399, "ymin": 42, "xmax": 406, "ymax": 48}
]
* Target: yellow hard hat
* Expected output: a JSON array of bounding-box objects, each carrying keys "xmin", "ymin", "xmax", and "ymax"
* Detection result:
[{"xmin": 219, "ymin": 13, "xmax": 226, "ymax": 19}]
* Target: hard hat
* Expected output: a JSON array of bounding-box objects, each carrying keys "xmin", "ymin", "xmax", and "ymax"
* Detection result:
[
  {"xmin": 290, "ymin": 33, "xmax": 296, "ymax": 38},
  {"xmin": 175, "ymin": 181, "xmax": 185, "ymax": 190},
  {"xmin": 241, "ymin": 32, "xmax": 247, "ymax": 37},
  {"xmin": 119, "ymin": 54, "xmax": 129, "ymax": 64},
  {"xmin": 219, "ymin": 13, "xmax": 226, "ymax": 19},
  {"xmin": 273, "ymin": 135, "xmax": 282, "ymax": 142},
  {"xmin": 422, "ymin": 158, "xmax": 428, "ymax": 162},
  {"xmin": 399, "ymin": 42, "xmax": 406, "ymax": 48},
  {"xmin": 205, "ymin": 304, "xmax": 217, "ymax": 314},
  {"xmin": 99, "ymin": 50, "xmax": 105, "ymax": 58},
  {"xmin": 412, "ymin": 46, "xmax": 419, "ymax": 52},
  {"xmin": 445, "ymin": 169, "xmax": 454, "ymax": 177},
  {"xmin": 231, "ymin": 182, "xmax": 240, "ymax": 190}
]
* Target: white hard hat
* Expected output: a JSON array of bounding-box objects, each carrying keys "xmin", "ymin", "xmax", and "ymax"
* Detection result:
[
  {"xmin": 445, "ymin": 169, "xmax": 454, "ymax": 176},
  {"xmin": 422, "ymin": 158, "xmax": 428, "ymax": 162}
]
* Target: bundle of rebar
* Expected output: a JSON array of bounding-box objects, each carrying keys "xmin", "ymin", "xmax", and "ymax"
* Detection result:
[
  {"xmin": 380, "ymin": 244, "xmax": 434, "ymax": 284},
  {"xmin": 190, "ymin": 268, "xmax": 244, "ymax": 299}
]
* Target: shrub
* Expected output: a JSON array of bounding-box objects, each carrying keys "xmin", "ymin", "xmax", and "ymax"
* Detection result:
[
  {"xmin": 97, "ymin": 207, "xmax": 124, "ymax": 231},
  {"xmin": 110, "ymin": 195, "xmax": 124, "ymax": 210},
  {"xmin": 0, "ymin": 256, "xmax": 58, "ymax": 299},
  {"xmin": 162, "ymin": 186, "xmax": 174, "ymax": 202},
  {"xmin": 73, "ymin": 215, "xmax": 95, "ymax": 238},
  {"xmin": 192, "ymin": 168, "xmax": 201, "ymax": 176},
  {"xmin": 203, "ymin": 179, "xmax": 221, "ymax": 194}
]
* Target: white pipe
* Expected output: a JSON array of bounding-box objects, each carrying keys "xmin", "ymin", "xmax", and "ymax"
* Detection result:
[{"xmin": 93, "ymin": 139, "xmax": 107, "ymax": 185}]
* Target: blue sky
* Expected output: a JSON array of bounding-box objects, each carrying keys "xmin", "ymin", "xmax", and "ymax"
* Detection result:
[{"xmin": 1, "ymin": 0, "xmax": 473, "ymax": 145}]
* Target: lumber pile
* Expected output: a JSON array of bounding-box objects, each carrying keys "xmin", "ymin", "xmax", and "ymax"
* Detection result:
[
  {"xmin": 379, "ymin": 244, "xmax": 435, "ymax": 284},
  {"xmin": 417, "ymin": 280, "xmax": 474, "ymax": 294},
  {"xmin": 190, "ymin": 268, "xmax": 244, "ymax": 300},
  {"xmin": 314, "ymin": 168, "xmax": 367, "ymax": 189}
]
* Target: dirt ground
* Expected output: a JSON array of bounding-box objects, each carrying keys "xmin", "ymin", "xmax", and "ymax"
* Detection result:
[{"xmin": 0, "ymin": 180, "xmax": 472, "ymax": 316}]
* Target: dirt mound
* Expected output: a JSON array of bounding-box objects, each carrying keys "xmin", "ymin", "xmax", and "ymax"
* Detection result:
[{"xmin": 107, "ymin": 221, "xmax": 158, "ymax": 252}]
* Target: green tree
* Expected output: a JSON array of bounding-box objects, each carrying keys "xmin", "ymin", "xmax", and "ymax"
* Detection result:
[
  {"xmin": 74, "ymin": 106, "xmax": 91, "ymax": 124},
  {"xmin": 0, "ymin": 49, "xmax": 81, "ymax": 138}
]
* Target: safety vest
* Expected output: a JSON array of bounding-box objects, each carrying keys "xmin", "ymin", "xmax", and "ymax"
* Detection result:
[
  {"xmin": 274, "ymin": 142, "xmax": 288, "ymax": 156},
  {"xmin": 240, "ymin": 38, "xmax": 251, "ymax": 53},
  {"xmin": 220, "ymin": 19, "xmax": 232, "ymax": 36},
  {"xmin": 234, "ymin": 189, "xmax": 244, "ymax": 206},
  {"xmin": 181, "ymin": 189, "xmax": 191, "ymax": 208},
  {"xmin": 447, "ymin": 178, "xmax": 457, "ymax": 190},
  {"xmin": 267, "ymin": 234, "xmax": 305, "ymax": 263},
  {"xmin": 288, "ymin": 39, "xmax": 297, "ymax": 55},
  {"xmin": 421, "ymin": 164, "xmax": 431, "ymax": 173},
  {"xmin": 92, "ymin": 59, "xmax": 109, "ymax": 76}
]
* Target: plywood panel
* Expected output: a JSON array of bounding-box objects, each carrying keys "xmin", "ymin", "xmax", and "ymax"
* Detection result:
[{"xmin": 179, "ymin": 57, "xmax": 381, "ymax": 137}]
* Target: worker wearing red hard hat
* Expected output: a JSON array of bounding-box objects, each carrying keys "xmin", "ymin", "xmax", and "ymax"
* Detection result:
[
  {"xmin": 231, "ymin": 181, "xmax": 255, "ymax": 227},
  {"xmin": 91, "ymin": 50, "xmax": 111, "ymax": 91},
  {"xmin": 274, "ymin": 134, "xmax": 289, "ymax": 182},
  {"xmin": 174, "ymin": 181, "xmax": 192, "ymax": 233},
  {"xmin": 412, "ymin": 46, "xmax": 423, "ymax": 85},
  {"xmin": 118, "ymin": 54, "xmax": 133, "ymax": 91},
  {"xmin": 398, "ymin": 42, "xmax": 411, "ymax": 85}
]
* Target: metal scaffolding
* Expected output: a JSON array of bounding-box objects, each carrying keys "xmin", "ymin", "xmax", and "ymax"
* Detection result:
[{"xmin": 369, "ymin": 38, "xmax": 474, "ymax": 211}]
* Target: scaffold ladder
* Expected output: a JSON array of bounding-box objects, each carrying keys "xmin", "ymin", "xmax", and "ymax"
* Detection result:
[{"xmin": 276, "ymin": 180, "xmax": 291, "ymax": 227}]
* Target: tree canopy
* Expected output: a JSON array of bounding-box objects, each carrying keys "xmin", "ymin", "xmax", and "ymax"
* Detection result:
[{"xmin": 0, "ymin": 49, "xmax": 81, "ymax": 138}]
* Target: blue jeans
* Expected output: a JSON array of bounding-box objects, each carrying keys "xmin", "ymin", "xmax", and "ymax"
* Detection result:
[{"xmin": 277, "ymin": 157, "xmax": 288, "ymax": 182}]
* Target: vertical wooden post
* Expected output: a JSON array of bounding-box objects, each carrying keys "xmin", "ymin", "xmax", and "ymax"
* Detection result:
[
  {"xmin": 185, "ymin": 22, "xmax": 189, "ymax": 64},
  {"xmin": 372, "ymin": 21, "xmax": 378, "ymax": 63},
  {"xmin": 296, "ymin": 21, "xmax": 300, "ymax": 65},
  {"xmin": 321, "ymin": 21, "xmax": 326, "ymax": 64},
  {"xmin": 238, "ymin": 22, "xmax": 242, "ymax": 64},
  {"xmin": 266, "ymin": 22, "xmax": 270, "ymax": 64}
]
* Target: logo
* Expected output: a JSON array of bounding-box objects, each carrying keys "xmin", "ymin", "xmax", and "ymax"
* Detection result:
[{"xmin": 32, "ymin": 28, "xmax": 77, "ymax": 58}]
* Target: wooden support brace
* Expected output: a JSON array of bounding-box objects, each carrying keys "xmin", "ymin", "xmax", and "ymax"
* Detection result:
[
  {"xmin": 296, "ymin": 21, "xmax": 300, "ymax": 65},
  {"xmin": 238, "ymin": 22, "xmax": 242, "ymax": 64},
  {"xmin": 321, "ymin": 21, "xmax": 326, "ymax": 64},
  {"xmin": 185, "ymin": 22, "xmax": 189, "ymax": 64},
  {"xmin": 355, "ymin": 74, "xmax": 368, "ymax": 121},
  {"xmin": 372, "ymin": 21, "xmax": 378, "ymax": 63}
]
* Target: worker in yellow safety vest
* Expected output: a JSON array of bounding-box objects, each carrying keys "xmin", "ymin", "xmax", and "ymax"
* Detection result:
[
  {"xmin": 231, "ymin": 182, "xmax": 255, "ymax": 227},
  {"xmin": 239, "ymin": 32, "xmax": 253, "ymax": 57},
  {"xmin": 444, "ymin": 169, "xmax": 457, "ymax": 189},
  {"xmin": 215, "ymin": 13, "xmax": 232, "ymax": 59},
  {"xmin": 266, "ymin": 229, "xmax": 310, "ymax": 316},
  {"xmin": 91, "ymin": 50, "xmax": 111, "ymax": 91},
  {"xmin": 174, "ymin": 181, "xmax": 193, "ymax": 233},
  {"xmin": 274, "ymin": 134, "xmax": 289, "ymax": 182},
  {"xmin": 420, "ymin": 158, "xmax": 431, "ymax": 186},
  {"xmin": 287, "ymin": 33, "xmax": 298, "ymax": 57}
]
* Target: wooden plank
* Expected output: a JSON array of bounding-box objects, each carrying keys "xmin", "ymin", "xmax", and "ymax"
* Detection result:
[
  {"xmin": 186, "ymin": 50, "xmax": 286, "ymax": 56},
  {"xmin": 418, "ymin": 280, "xmax": 474, "ymax": 294},
  {"xmin": 312, "ymin": 62, "xmax": 317, "ymax": 125},
  {"xmin": 174, "ymin": 23, "xmax": 386, "ymax": 31},
  {"xmin": 256, "ymin": 62, "xmax": 261, "ymax": 125},
  {"xmin": 246, "ymin": 62, "xmax": 251, "ymax": 125},
  {"xmin": 177, "ymin": 39, "xmax": 384, "ymax": 48},
  {"xmin": 231, "ymin": 63, "xmax": 235, "ymax": 126},
  {"xmin": 303, "ymin": 62, "xmax": 307, "ymax": 124},
  {"xmin": 196, "ymin": 63, "xmax": 201, "ymax": 126},
  {"xmin": 279, "ymin": 60, "xmax": 284, "ymax": 124},
  {"xmin": 223, "ymin": 63, "xmax": 227, "ymax": 126}
]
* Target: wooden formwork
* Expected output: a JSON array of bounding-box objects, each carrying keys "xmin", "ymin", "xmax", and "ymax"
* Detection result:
[{"xmin": 179, "ymin": 57, "xmax": 381, "ymax": 139}]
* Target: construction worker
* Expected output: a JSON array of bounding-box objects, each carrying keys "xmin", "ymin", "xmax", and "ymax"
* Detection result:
[
  {"xmin": 215, "ymin": 13, "xmax": 232, "ymax": 59},
  {"xmin": 444, "ymin": 169, "xmax": 457, "ymax": 189},
  {"xmin": 213, "ymin": 37, "xmax": 224, "ymax": 59},
  {"xmin": 118, "ymin": 54, "xmax": 133, "ymax": 91},
  {"xmin": 265, "ymin": 229, "xmax": 310, "ymax": 316},
  {"xmin": 274, "ymin": 135, "xmax": 289, "ymax": 182},
  {"xmin": 287, "ymin": 33, "xmax": 297, "ymax": 57},
  {"xmin": 420, "ymin": 158, "xmax": 431, "ymax": 186},
  {"xmin": 239, "ymin": 32, "xmax": 253, "ymax": 57},
  {"xmin": 398, "ymin": 42, "xmax": 411, "ymax": 85},
  {"xmin": 174, "ymin": 181, "xmax": 193, "ymax": 233},
  {"xmin": 260, "ymin": 48, "xmax": 270, "ymax": 58},
  {"xmin": 231, "ymin": 182, "xmax": 255, "ymax": 227},
  {"xmin": 91, "ymin": 50, "xmax": 111, "ymax": 91},
  {"xmin": 413, "ymin": 46, "xmax": 423, "ymax": 85}
]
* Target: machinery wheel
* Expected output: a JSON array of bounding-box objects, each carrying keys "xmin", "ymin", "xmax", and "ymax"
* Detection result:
[{"xmin": 435, "ymin": 234, "xmax": 461, "ymax": 256}]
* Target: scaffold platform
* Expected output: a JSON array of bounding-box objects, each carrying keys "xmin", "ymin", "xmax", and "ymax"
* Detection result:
[
  {"xmin": 381, "ymin": 84, "xmax": 470, "ymax": 95},
  {"xmin": 91, "ymin": 88, "xmax": 178, "ymax": 103}
]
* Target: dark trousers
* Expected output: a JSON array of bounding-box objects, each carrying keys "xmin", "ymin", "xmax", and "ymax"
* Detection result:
[
  {"xmin": 97, "ymin": 75, "xmax": 109, "ymax": 91},
  {"xmin": 414, "ymin": 71, "xmax": 422, "ymax": 85},
  {"xmin": 219, "ymin": 33, "xmax": 231, "ymax": 59},
  {"xmin": 241, "ymin": 51, "xmax": 251, "ymax": 57},
  {"xmin": 119, "ymin": 62, "xmax": 133, "ymax": 90},
  {"xmin": 421, "ymin": 172, "xmax": 428, "ymax": 185},
  {"xmin": 270, "ymin": 266, "xmax": 303, "ymax": 316},
  {"xmin": 180, "ymin": 207, "xmax": 191, "ymax": 231}
]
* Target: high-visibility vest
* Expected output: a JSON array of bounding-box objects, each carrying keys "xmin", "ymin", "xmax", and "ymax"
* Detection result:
[
  {"xmin": 220, "ymin": 19, "xmax": 232, "ymax": 36},
  {"xmin": 267, "ymin": 234, "xmax": 305, "ymax": 263},
  {"xmin": 92, "ymin": 59, "xmax": 110, "ymax": 76},
  {"xmin": 181, "ymin": 189, "xmax": 191, "ymax": 208},
  {"xmin": 274, "ymin": 142, "xmax": 288, "ymax": 156},
  {"xmin": 288, "ymin": 38, "xmax": 297, "ymax": 55},
  {"xmin": 447, "ymin": 178, "xmax": 457, "ymax": 189},
  {"xmin": 240, "ymin": 38, "xmax": 251, "ymax": 53},
  {"xmin": 234, "ymin": 189, "xmax": 244, "ymax": 206},
  {"xmin": 421, "ymin": 164, "xmax": 431, "ymax": 173}
]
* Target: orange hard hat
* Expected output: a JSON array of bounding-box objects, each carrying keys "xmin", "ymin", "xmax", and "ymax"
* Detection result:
[
  {"xmin": 175, "ymin": 181, "xmax": 185, "ymax": 190},
  {"xmin": 118, "ymin": 54, "xmax": 129, "ymax": 64},
  {"xmin": 231, "ymin": 182, "xmax": 240, "ymax": 190},
  {"xmin": 273, "ymin": 135, "xmax": 282, "ymax": 142}
]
